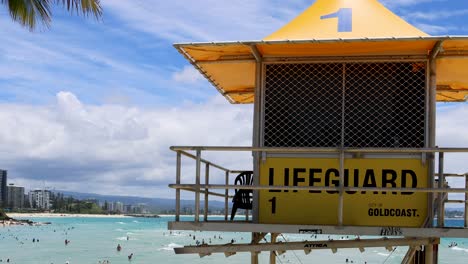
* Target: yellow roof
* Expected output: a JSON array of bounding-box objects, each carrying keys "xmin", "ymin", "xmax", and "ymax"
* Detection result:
[
  {"xmin": 175, "ymin": 0, "xmax": 468, "ymax": 103},
  {"xmin": 265, "ymin": 0, "xmax": 428, "ymax": 40}
]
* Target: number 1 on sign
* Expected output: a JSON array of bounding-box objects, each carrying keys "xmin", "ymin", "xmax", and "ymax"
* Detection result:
[
  {"xmin": 269, "ymin": 197, "xmax": 276, "ymax": 214},
  {"xmin": 320, "ymin": 8, "xmax": 353, "ymax": 32}
]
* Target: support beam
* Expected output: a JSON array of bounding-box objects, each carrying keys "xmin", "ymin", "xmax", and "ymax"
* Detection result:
[
  {"xmin": 175, "ymin": 151, "xmax": 181, "ymax": 221},
  {"xmin": 170, "ymin": 146, "xmax": 468, "ymax": 153},
  {"xmin": 174, "ymin": 238, "xmax": 437, "ymax": 255},
  {"xmin": 430, "ymin": 41, "xmax": 445, "ymax": 60},
  {"xmin": 168, "ymin": 221, "xmax": 468, "ymax": 239},
  {"xmin": 425, "ymin": 244, "xmax": 434, "ymax": 264},
  {"xmin": 251, "ymin": 252, "xmax": 259, "ymax": 264},
  {"xmin": 170, "ymin": 183, "xmax": 468, "ymax": 194},
  {"xmin": 204, "ymin": 163, "xmax": 210, "ymax": 222},
  {"xmin": 195, "ymin": 150, "xmax": 201, "ymax": 222},
  {"xmin": 465, "ymin": 175, "xmax": 468, "ymax": 228},
  {"xmin": 250, "ymin": 232, "xmax": 263, "ymax": 264},
  {"xmin": 223, "ymin": 89, "xmax": 255, "ymax": 96},
  {"xmin": 250, "ymin": 45, "xmax": 262, "ymax": 62},
  {"xmin": 428, "ymin": 40, "xmax": 444, "ymax": 264},
  {"xmin": 437, "ymin": 152, "xmax": 445, "ymax": 227},
  {"xmin": 250, "ymin": 43, "xmax": 263, "ymax": 224},
  {"xmin": 197, "ymin": 58, "xmax": 256, "ymax": 65},
  {"xmin": 251, "ymin": 232, "xmax": 268, "ymax": 244},
  {"xmin": 402, "ymin": 247, "xmax": 418, "ymax": 264},
  {"xmin": 178, "ymin": 187, "xmax": 233, "ymax": 198},
  {"xmin": 436, "ymin": 87, "xmax": 468, "ymax": 92},
  {"xmin": 270, "ymin": 233, "xmax": 279, "ymax": 264},
  {"xmin": 225, "ymin": 171, "xmax": 229, "ymax": 221}
]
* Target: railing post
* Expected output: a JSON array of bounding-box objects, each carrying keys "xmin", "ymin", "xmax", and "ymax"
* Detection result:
[
  {"xmin": 175, "ymin": 151, "xmax": 181, "ymax": 222},
  {"xmin": 225, "ymin": 171, "xmax": 229, "ymax": 221},
  {"xmin": 465, "ymin": 174, "xmax": 468, "ymax": 228},
  {"xmin": 195, "ymin": 149, "xmax": 201, "ymax": 222},
  {"xmin": 204, "ymin": 163, "xmax": 210, "ymax": 222},
  {"xmin": 428, "ymin": 49, "xmax": 440, "ymax": 229},
  {"xmin": 438, "ymin": 152, "xmax": 445, "ymax": 227},
  {"xmin": 270, "ymin": 233, "xmax": 278, "ymax": 264},
  {"xmin": 338, "ymin": 149, "xmax": 345, "ymax": 226}
]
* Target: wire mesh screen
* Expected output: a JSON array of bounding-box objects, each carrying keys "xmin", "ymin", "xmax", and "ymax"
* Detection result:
[
  {"xmin": 263, "ymin": 62, "xmax": 426, "ymax": 148},
  {"xmin": 264, "ymin": 63, "xmax": 343, "ymax": 147}
]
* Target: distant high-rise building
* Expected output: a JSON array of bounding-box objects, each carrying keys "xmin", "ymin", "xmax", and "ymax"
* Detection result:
[
  {"xmin": 7, "ymin": 185, "xmax": 25, "ymax": 209},
  {"xmin": 23, "ymin": 194, "xmax": 31, "ymax": 208},
  {"xmin": 135, "ymin": 203, "xmax": 148, "ymax": 214},
  {"xmin": 107, "ymin": 201, "xmax": 115, "ymax": 212},
  {"xmin": 0, "ymin": 170, "xmax": 7, "ymax": 207},
  {"xmin": 28, "ymin": 190, "xmax": 52, "ymax": 210},
  {"xmin": 114, "ymin": 202, "xmax": 124, "ymax": 213},
  {"xmin": 124, "ymin": 204, "xmax": 132, "ymax": 213}
]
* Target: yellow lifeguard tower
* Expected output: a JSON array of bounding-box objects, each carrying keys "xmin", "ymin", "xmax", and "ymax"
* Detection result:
[{"xmin": 168, "ymin": 0, "xmax": 468, "ymax": 263}]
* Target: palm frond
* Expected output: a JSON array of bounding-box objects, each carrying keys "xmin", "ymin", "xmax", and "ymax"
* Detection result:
[
  {"xmin": 56, "ymin": 0, "xmax": 102, "ymax": 19},
  {"xmin": 1, "ymin": 0, "xmax": 102, "ymax": 30},
  {"xmin": 6, "ymin": 0, "xmax": 52, "ymax": 30}
]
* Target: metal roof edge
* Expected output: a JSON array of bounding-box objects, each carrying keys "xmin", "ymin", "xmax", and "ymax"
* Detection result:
[{"xmin": 173, "ymin": 36, "xmax": 468, "ymax": 47}]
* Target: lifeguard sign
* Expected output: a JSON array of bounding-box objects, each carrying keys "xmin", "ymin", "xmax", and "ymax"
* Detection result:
[{"xmin": 260, "ymin": 158, "xmax": 427, "ymax": 226}]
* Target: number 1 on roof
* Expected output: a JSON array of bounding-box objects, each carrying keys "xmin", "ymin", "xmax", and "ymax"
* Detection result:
[{"xmin": 320, "ymin": 8, "xmax": 353, "ymax": 32}]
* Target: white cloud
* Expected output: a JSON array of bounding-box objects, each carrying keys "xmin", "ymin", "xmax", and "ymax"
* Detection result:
[
  {"xmin": 409, "ymin": 9, "xmax": 468, "ymax": 20},
  {"xmin": 436, "ymin": 104, "xmax": 468, "ymax": 207},
  {"xmin": 172, "ymin": 66, "xmax": 204, "ymax": 84},
  {"xmin": 0, "ymin": 14, "xmax": 201, "ymax": 106},
  {"xmin": 1, "ymin": 92, "xmax": 467, "ymax": 200},
  {"xmin": 0, "ymin": 92, "xmax": 253, "ymax": 198},
  {"xmin": 101, "ymin": 0, "xmax": 304, "ymax": 42},
  {"xmin": 380, "ymin": 0, "xmax": 436, "ymax": 7},
  {"xmin": 414, "ymin": 23, "xmax": 455, "ymax": 34}
]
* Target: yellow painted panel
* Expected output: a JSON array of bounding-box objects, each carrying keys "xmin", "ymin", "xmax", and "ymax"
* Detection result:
[
  {"xmin": 436, "ymin": 92, "xmax": 468, "ymax": 102},
  {"xmin": 259, "ymin": 158, "xmax": 428, "ymax": 227},
  {"xmin": 443, "ymin": 39, "xmax": 468, "ymax": 52},
  {"xmin": 228, "ymin": 93, "xmax": 255, "ymax": 104},
  {"xmin": 264, "ymin": 0, "xmax": 427, "ymax": 40},
  {"xmin": 199, "ymin": 63, "xmax": 255, "ymax": 92},
  {"xmin": 182, "ymin": 45, "xmax": 251, "ymax": 61}
]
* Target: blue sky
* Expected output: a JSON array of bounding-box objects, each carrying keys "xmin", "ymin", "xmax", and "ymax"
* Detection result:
[
  {"xmin": 1, "ymin": 0, "xmax": 467, "ymax": 106},
  {"xmin": 0, "ymin": 0, "xmax": 467, "ymax": 198}
]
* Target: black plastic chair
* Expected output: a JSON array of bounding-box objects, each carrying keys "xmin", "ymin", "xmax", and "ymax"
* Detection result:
[{"xmin": 230, "ymin": 171, "xmax": 253, "ymax": 221}]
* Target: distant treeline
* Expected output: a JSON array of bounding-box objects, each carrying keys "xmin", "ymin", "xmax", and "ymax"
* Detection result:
[
  {"xmin": 51, "ymin": 192, "xmax": 103, "ymax": 214},
  {"xmin": 445, "ymin": 210, "xmax": 464, "ymax": 219}
]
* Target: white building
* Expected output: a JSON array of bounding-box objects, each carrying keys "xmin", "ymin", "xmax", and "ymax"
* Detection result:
[
  {"xmin": 28, "ymin": 190, "xmax": 52, "ymax": 210},
  {"xmin": 114, "ymin": 202, "xmax": 124, "ymax": 213}
]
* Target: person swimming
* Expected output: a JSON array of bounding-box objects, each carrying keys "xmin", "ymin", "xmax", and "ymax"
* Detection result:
[
  {"xmin": 449, "ymin": 242, "xmax": 458, "ymax": 248},
  {"xmin": 128, "ymin": 253, "xmax": 133, "ymax": 260},
  {"xmin": 117, "ymin": 244, "xmax": 122, "ymax": 251}
]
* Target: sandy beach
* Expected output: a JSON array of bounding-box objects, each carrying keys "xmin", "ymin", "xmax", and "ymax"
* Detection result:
[{"xmin": 7, "ymin": 213, "xmax": 130, "ymax": 218}]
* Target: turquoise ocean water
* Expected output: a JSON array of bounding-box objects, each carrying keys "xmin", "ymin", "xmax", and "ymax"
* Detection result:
[{"xmin": 1, "ymin": 216, "xmax": 467, "ymax": 264}]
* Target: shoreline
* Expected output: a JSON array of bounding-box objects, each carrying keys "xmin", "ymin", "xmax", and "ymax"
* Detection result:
[
  {"xmin": 1, "ymin": 218, "xmax": 47, "ymax": 227},
  {"xmin": 7, "ymin": 213, "xmax": 131, "ymax": 218},
  {"xmin": 8, "ymin": 213, "xmax": 230, "ymax": 218}
]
